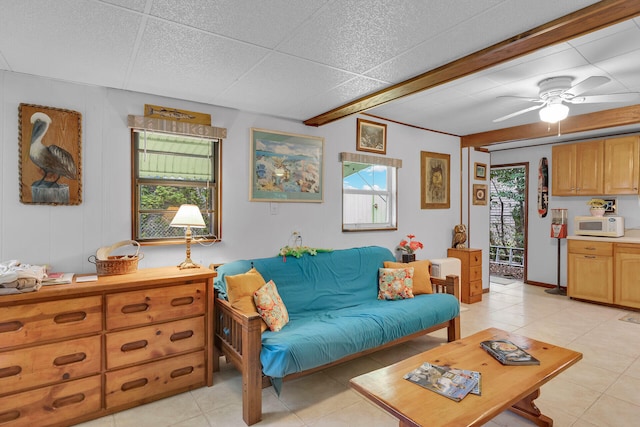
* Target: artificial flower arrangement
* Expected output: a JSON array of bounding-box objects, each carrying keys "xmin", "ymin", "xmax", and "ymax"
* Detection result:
[
  {"xmin": 278, "ymin": 245, "xmax": 332, "ymax": 260},
  {"xmin": 586, "ymin": 198, "xmax": 607, "ymax": 208},
  {"xmin": 397, "ymin": 234, "xmax": 424, "ymax": 254}
]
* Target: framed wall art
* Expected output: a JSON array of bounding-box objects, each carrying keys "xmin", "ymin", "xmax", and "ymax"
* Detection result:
[
  {"xmin": 473, "ymin": 184, "xmax": 488, "ymax": 205},
  {"xmin": 420, "ymin": 151, "xmax": 450, "ymax": 209},
  {"xmin": 19, "ymin": 103, "xmax": 82, "ymax": 205},
  {"xmin": 474, "ymin": 162, "xmax": 487, "ymax": 180},
  {"xmin": 250, "ymin": 128, "xmax": 324, "ymax": 202},
  {"xmin": 356, "ymin": 118, "xmax": 386, "ymax": 154}
]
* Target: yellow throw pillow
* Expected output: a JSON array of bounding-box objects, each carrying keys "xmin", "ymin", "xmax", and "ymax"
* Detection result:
[
  {"xmin": 384, "ymin": 260, "xmax": 433, "ymax": 294},
  {"xmin": 226, "ymin": 268, "xmax": 268, "ymax": 333}
]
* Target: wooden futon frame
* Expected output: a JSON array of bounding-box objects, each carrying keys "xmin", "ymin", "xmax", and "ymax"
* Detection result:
[{"xmin": 212, "ymin": 274, "xmax": 460, "ymax": 426}]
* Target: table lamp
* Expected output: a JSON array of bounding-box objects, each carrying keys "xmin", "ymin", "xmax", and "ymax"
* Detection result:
[{"xmin": 170, "ymin": 204, "xmax": 206, "ymax": 269}]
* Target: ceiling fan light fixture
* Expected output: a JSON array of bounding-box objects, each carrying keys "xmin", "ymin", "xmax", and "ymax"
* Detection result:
[{"xmin": 539, "ymin": 103, "xmax": 569, "ymax": 123}]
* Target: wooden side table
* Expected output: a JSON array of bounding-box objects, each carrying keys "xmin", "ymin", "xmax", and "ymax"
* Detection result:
[{"xmin": 447, "ymin": 248, "xmax": 482, "ymax": 303}]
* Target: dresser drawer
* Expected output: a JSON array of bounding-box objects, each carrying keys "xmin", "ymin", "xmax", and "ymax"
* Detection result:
[
  {"xmin": 0, "ymin": 335, "xmax": 101, "ymax": 395},
  {"xmin": 568, "ymin": 240, "xmax": 613, "ymax": 256},
  {"xmin": 470, "ymin": 280, "xmax": 483, "ymax": 296},
  {"xmin": 105, "ymin": 351, "xmax": 205, "ymax": 409},
  {"xmin": 106, "ymin": 317, "xmax": 205, "ymax": 369},
  {"xmin": 0, "ymin": 375, "xmax": 101, "ymax": 427},
  {"xmin": 0, "ymin": 296, "xmax": 102, "ymax": 348},
  {"xmin": 469, "ymin": 266, "xmax": 482, "ymax": 282},
  {"xmin": 469, "ymin": 251, "xmax": 482, "ymax": 266},
  {"xmin": 106, "ymin": 282, "xmax": 206, "ymax": 330}
]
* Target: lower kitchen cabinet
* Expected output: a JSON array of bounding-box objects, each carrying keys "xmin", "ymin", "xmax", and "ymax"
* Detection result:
[
  {"xmin": 0, "ymin": 266, "xmax": 215, "ymax": 427},
  {"xmin": 568, "ymin": 239, "xmax": 640, "ymax": 309}
]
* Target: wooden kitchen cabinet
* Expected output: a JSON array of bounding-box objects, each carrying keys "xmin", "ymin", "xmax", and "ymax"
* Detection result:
[
  {"xmin": 614, "ymin": 244, "xmax": 640, "ymax": 309},
  {"xmin": 604, "ymin": 136, "xmax": 640, "ymax": 194},
  {"xmin": 567, "ymin": 240, "xmax": 613, "ymax": 303},
  {"xmin": 552, "ymin": 140, "xmax": 604, "ymax": 196},
  {"xmin": 0, "ymin": 267, "xmax": 215, "ymax": 427},
  {"xmin": 447, "ymin": 248, "xmax": 482, "ymax": 304}
]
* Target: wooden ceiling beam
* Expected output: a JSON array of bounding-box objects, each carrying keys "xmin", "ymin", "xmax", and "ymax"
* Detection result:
[
  {"xmin": 461, "ymin": 104, "xmax": 640, "ymax": 148},
  {"xmin": 304, "ymin": 0, "xmax": 640, "ymax": 127}
]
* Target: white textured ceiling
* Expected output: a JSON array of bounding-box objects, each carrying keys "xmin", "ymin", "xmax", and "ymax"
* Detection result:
[{"xmin": 1, "ymin": 0, "xmax": 639, "ymax": 145}]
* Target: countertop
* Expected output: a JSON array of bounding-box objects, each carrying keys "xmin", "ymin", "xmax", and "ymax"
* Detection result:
[{"xmin": 568, "ymin": 229, "xmax": 640, "ymax": 243}]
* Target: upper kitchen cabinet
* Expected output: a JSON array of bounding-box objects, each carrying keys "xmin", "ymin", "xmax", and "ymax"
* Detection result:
[
  {"xmin": 604, "ymin": 136, "xmax": 640, "ymax": 194},
  {"xmin": 552, "ymin": 140, "xmax": 604, "ymax": 196}
]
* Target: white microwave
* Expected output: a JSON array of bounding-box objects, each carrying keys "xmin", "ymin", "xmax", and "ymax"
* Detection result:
[{"xmin": 574, "ymin": 216, "xmax": 624, "ymax": 237}]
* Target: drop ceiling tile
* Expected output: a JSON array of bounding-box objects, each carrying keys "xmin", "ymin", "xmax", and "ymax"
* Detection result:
[
  {"xmin": 149, "ymin": 0, "xmax": 329, "ymax": 48},
  {"xmin": 278, "ymin": 0, "xmax": 503, "ymax": 74},
  {"xmin": 212, "ymin": 52, "xmax": 355, "ymax": 117},
  {"xmin": 290, "ymin": 76, "xmax": 388, "ymax": 121},
  {"xmin": 568, "ymin": 19, "xmax": 638, "ymax": 47},
  {"xmin": 596, "ymin": 51, "xmax": 640, "ymax": 91},
  {"xmin": 100, "ymin": 0, "xmax": 148, "ymax": 12},
  {"xmin": 574, "ymin": 26, "xmax": 640, "ymax": 64},
  {"xmin": 0, "ymin": 0, "xmax": 141, "ymax": 88},
  {"xmin": 127, "ymin": 18, "xmax": 269, "ymax": 102}
]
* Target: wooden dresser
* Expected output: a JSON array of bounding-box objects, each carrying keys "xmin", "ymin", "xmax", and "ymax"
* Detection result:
[
  {"xmin": 447, "ymin": 248, "xmax": 482, "ymax": 304},
  {"xmin": 0, "ymin": 266, "xmax": 215, "ymax": 427}
]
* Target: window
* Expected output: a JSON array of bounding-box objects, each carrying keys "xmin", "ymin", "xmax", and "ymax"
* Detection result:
[
  {"xmin": 341, "ymin": 153, "xmax": 400, "ymax": 231},
  {"xmin": 132, "ymin": 130, "xmax": 220, "ymax": 244}
]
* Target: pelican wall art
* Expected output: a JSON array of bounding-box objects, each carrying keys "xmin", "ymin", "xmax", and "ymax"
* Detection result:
[{"xmin": 19, "ymin": 104, "xmax": 82, "ymax": 205}]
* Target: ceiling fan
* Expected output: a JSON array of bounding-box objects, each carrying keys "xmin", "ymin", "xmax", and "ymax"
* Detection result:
[{"xmin": 493, "ymin": 76, "xmax": 640, "ymax": 123}]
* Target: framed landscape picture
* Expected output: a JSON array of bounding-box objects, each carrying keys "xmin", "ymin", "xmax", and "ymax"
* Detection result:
[
  {"xmin": 250, "ymin": 128, "xmax": 324, "ymax": 202},
  {"xmin": 356, "ymin": 118, "xmax": 386, "ymax": 154},
  {"xmin": 421, "ymin": 151, "xmax": 450, "ymax": 209},
  {"xmin": 474, "ymin": 162, "xmax": 487, "ymax": 180}
]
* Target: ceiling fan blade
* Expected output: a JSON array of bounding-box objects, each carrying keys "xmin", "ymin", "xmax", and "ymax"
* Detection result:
[
  {"xmin": 568, "ymin": 93, "xmax": 640, "ymax": 104},
  {"xmin": 565, "ymin": 76, "xmax": 610, "ymax": 97},
  {"xmin": 493, "ymin": 103, "xmax": 545, "ymax": 123}
]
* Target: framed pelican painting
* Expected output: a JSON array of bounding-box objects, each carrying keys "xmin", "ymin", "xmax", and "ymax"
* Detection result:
[{"xmin": 19, "ymin": 103, "xmax": 82, "ymax": 205}]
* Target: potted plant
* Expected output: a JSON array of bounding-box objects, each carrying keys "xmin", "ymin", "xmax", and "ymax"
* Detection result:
[
  {"xmin": 397, "ymin": 234, "xmax": 424, "ymax": 262},
  {"xmin": 587, "ymin": 198, "xmax": 607, "ymax": 216}
]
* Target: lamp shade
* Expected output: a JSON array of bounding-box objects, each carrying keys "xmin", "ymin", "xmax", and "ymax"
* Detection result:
[
  {"xmin": 539, "ymin": 103, "xmax": 569, "ymax": 123},
  {"xmin": 170, "ymin": 204, "xmax": 206, "ymax": 228}
]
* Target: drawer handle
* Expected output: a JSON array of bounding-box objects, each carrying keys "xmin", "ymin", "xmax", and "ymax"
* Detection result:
[
  {"xmin": 0, "ymin": 320, "xmax": 23, "ymax": 333},
  {"xmin": 0, "ymin": 410, "xmax": 20, "ymax": 423},
  {"xmin": 54, "ymin": 311, "xmax": 87, "ymax": 324},
  {"xmin": 121, "ymin": 340, "xmax": 148, "ymax": 352},
  {"xmin": 121, "ymin": 303, "xmax": 149, "ymax": 314},
  {"xmin": 585, "ymin": 247, "xmax": 596, "ymax": 250},
  {"xmin": 171, "ymin": 296, "xmax": 194, "ymax": 307},
  {"xmin": 121, "ymin": 378, "xmax": 148, "ymax": 391},
  {"xmin": 52, "ymin": 393, "xmax": 86, "ymax": 408},
  {"xmin": 0, "ymin": 365, "xmax": 22, "ymax": 378},
  {"xmin": 170, "ymin": 366, "xmax": 194, "ymax": 378},
  {"xmin": 170, "ymin": 330, "xmax": 194, "ymax": 342},
  {"xmin": 53, "ymin": 352, "xmax": 87, "ymax": 366},
  {"xmin": 585, "ymin": 255, "xmax": 597, "ymax": 259}
]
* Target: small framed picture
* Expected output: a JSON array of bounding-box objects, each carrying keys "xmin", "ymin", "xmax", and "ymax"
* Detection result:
[
  {"xmin": 356, "ymin": 118, "xmax": 386, "ymax": 154},
  {"xmin": 473, "ymin": 184, "xmax": 488, "ymax": 205},
  {"xmin": 474, "ymin": 162, "xmax": 487, "ymax": 180}
]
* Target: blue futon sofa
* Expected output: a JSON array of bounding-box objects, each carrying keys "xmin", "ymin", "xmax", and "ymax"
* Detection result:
[{"xmin": 212, "ymin": 246, "xmax": 460, "ymax": 425}]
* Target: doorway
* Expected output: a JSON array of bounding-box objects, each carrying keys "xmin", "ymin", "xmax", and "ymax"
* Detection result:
[{"xmin": 489, "ymin": 163, "xmax": 528, "ymax": 284}]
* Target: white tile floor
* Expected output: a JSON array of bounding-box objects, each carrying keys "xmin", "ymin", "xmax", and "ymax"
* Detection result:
[{"xmin": 77, "ymin": 282, "xmax": 640, "ymax": 427}]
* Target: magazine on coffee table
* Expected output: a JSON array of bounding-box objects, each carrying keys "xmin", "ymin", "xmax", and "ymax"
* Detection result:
[
  {"xmin": 480, "ymin": 339, "xmax": 540, "ymax": 365},
  {"xmin": 403, "ymin": 362, "xmax": 479, "ymax": 401}
]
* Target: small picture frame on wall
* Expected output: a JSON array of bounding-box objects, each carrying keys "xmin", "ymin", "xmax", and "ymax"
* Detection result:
[
  {"xmin": 474, "ymin": 162, "xmax": 487, "ymax": 180},
  {"xmin": 356, "ymin": 118, "xmax": 386, "ymax": 154},
  {"xmin": 473, "ymin": 184, "xmax": 488, "ymax": 205}
]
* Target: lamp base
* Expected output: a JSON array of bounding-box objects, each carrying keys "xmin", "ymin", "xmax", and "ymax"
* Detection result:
[{"xmin": 177, "ymin": 259, "xmax": 200, "ymax": 269}]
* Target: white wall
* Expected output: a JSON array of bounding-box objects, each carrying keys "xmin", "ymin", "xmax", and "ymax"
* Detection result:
[
  {"xmin": 1, "ymin": 70, "xmax": 462, "ymax": 273},
  {"xmin": 492, "ymin": 143, "xmax": 640, "ymax": 287}
]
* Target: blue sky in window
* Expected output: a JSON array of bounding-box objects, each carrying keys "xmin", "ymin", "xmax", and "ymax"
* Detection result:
[{"xmin": 344, "ymin": 165, "xmax": 387, "ymax": 190}]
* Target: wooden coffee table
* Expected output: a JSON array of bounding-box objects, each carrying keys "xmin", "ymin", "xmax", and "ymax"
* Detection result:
[{"xmin": 350, "ymin": 328, "xmax": 582, "ymax": 427}]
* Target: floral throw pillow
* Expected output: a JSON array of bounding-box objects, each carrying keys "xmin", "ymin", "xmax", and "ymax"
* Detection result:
[
  {"xmin": 253, "ymin": 280, "xmax": 289, "ymax": 332},
  {"xmin": 378, "ymin": 267, "xmax": 415, "ymax": 300}
]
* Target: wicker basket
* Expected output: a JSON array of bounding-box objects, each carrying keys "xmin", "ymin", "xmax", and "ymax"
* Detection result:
[{"xmin": 88, "ymin": 240, "xmax": 143, "ymax": 275}]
